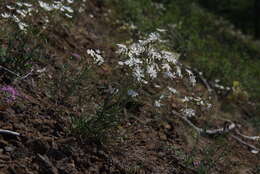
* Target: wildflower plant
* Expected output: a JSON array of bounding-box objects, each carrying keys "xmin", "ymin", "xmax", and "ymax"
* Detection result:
[
  {"xmin": 117, "ymin": 32, "xmax": 184, "ymax": 84},
  {"xmin": 0, "ymin": 0, "xmax": 78, "ymax": 32},
  {"xmin": 117, "ymin": 32, "xmax": 188, "ymax": 103},
  {"xmin": 115, "ymin": 30, "xmax": 213, "ymax": 118},
  {"xmin": 44, "ymin": 48, "xmax": 131, "ymax": 143},
  {"xmin": 0, "ymin": 85, "xmax": 25, "ymax": 111},
  {"xmin": 0, "ymin": 85, "xmax": 20, "ymax": 104}
]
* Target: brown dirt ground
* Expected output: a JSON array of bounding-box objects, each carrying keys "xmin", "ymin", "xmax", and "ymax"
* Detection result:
[{"xmin": 0, "ymin": 1, "xmax": 259, "ymax": 174}]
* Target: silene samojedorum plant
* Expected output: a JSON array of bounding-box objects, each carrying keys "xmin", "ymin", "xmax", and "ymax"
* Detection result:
[
  {"xmin": 117, "ymin": 29, "xmax": 212, "ymax": 117},
  {"xmin": 0, "ymin": 1, "xmax": 77, "ymax": 32},
  {"xmin": 115, "ymin": 31, "xmax": 183, "ymax": 106},
  {"xmin": 69, "ymin": 48, "xmax": 124, "ymax": 143},
  {"xmin": 71, "ymin": 29, "xmax": 213, "ymax": 143}
]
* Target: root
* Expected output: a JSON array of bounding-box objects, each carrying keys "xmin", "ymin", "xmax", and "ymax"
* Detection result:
[{"xmin": 173, "ymin": 110, "xmax": 259, "ymax": 154}]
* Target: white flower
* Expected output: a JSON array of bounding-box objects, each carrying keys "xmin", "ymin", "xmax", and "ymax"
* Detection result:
[
  {"xmin": 53, "ymin": 2, "xmax": 63, "ymax": 10},
  {"xmin": 215, "ymin": 84, "xmax": 224, "ymax": 90},
  {"xmin": 148, "ymin": 32, "xmax": 160, "ymax": 42},
  {"xmin": 23, "ymin": 3, "xmax": 33, "ymax": 7},
  {"xmin": 147, "ymin": 64, "xmax": 157, "ymax": 79},
  {"xmin": 159, "ymin": 94, "xmax": 165, "ymax": 99},
  {"xmin": 206, "ymin": 103, "xmax": 212, "ymax": 109},
  {"xmin": 129, "ymin": 23, "xmax": 137, "ymax": 30},
  {"xmin": 93, "ymin": 55, "xmax": 104, "ymax": 65},
  {"xmin": 116, "ymin": 44, "xmax": 128, "ymax": 54},
  {"xmin": 168, "ymin": 87, "xmax": 177, "ymax": 94},
  {"xmin": 163, "ymin": 71, "xmax": 176, "ymax": 79},
  {"xmin": 18, "ymin": 22, "xmax": 28, "ymax": 31},
  {"xmin": 87, "ymin": 49, "xmax": 104, "ymax": 65},
  {"xmin": 16, "ymin": 10, "xmax": 27, "ymax": 18},
  {"xmin": 197, "ymin": 100, "xmax": 204, "ymax": 106},
  {"xmin": 189, "ymin": 75, "xmax": 196, "ymax": 86},
  {"xmin": 87, "ymin": 49, "xmax": 95, "ymax": 57},
  {"xmin": 156, "ymin": 28, "xmax": 166, "ymax": 32},
  {"xmin": 176, "ymin": 66, "xmax": 182, "ymax": 78},
  {"xmin": 127, "ymin": 89, "xmax": 139, "ymax": 97},
  {"xmin": 118, "ymin": 61, "xmax": 124, "ymax": 65},
  {"xmin": 12, "ymin": 15, "xmax": 20, "ymax": 23},
  {"xmin": 6, "ymin": 5, "xmax": 15, "ymax": 10},
  {"xmin": 162, "ymin": 63, "xmax": 171, "ymax": 71},
  {"xmin": 67, "ymin": 0, "xmax": 74, "ymax": 4},
  {"xmin": 62, "ymin": 6, "xmax": 74, "ymax": 13},
  {"xmin": 39, "ymin": 1, "xmax": 53, "ymax": 11},
  {"xmin": 185, "ymin": 69, "xmax": 193, "ymax": 76},
  {"xmin": 16, "ymin": 2, "xmax": 23, "ymax": 7},
  {"xmin": 1, "ymin": 13, "xmax": 11, "ymax": 18},
  {"xmin": 79, "ymin": 7, "xmax": 84, "ymax": 13},
  {"xmin": 181, "ymin": 108, "xmax": 196, "ymax": 118},
  {"xmin": 124, "ymin": 57, "xmax": 142, "ymax": 67},
  {"xmin": 133, "ymin": 66, "xmax": 145, "ymax": 82},
  {"xmin": 65, "ymin": 13, "xmax": 73, "ymax": 18},
  {"xmin": 155, "ymin": 100, "xmax": 163, "ymax": 107},
  {"xmin": 182, "ymin": 96, "xmax": 189, "ymax": 102},
  {"xmin": 162, "ymin": 51, "xmax": 178, "ymax": 64},
  {"xmin": 148, "ymin": 48, "xmax": 162, "ymax": 60},
  {"xmin": 130, "ymin": 43, "xmax": 145, "ymax": 56},
  {"xmin": 154, "ymin": 84, "xmax": 161, "ymax": 88}
]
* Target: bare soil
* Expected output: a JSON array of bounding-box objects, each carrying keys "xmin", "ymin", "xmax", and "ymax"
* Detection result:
[{"xmin": 0, "ymin": 1, "xmax": 259, "ymax": 174}]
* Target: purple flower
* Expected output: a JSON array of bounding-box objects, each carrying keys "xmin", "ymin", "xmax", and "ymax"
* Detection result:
[{"xmin": 0, "ymin": 85, "xmax": 20, "ymax": 103}]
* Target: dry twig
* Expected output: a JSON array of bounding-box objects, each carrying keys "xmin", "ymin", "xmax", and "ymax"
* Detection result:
[
  {"xmin": 173, "ymin": 110, "xmax": 259, "ymax": 154},
  {"xmin": 173, "ymin": 110, "xmax": 235, "ymax": 135},
  {"xmin": 0, "ymin": 65, "xmax": 33, "ymax": 81},
  {"xmin": 0, "ymin": 129, "xmax": 20, "ymax": 136},
  {"xmin": 230, "ymin": 134, "xmax": 259, "ymax": 154},
  {"xmin": 235, "ymin": 130, "xmax": 260, "ymax": 141}
]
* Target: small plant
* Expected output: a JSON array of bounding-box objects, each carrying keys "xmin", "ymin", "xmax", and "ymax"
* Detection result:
[
  {"xmin": 0, "ymin": 85, "xmax": 20, "ymax": 103},
  {"xmin": 0, "ymin": 85, "xmax": 24, "ymax": 111},
  {"xmin": 46, "ymin": 50, "xmax": 130, "ymax": 144},
  {"xmin": 0, "ymin": 29, "xmax": 45, "ymax": 77},
  {"xmin": 71, "ymin": 96, "xmax": 122, "ymax": 144}
]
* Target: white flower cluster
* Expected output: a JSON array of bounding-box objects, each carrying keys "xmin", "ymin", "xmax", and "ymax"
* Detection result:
[
  {"xmin": 39, "ymin": 1, "xmax": 74, "ymax": 18},
  {"xmin": 116, "ymin": 30, "xmax": 214, "ymax": 116},
  {"xmin": 181, "ymin": 108, "xmax": 196, "ymax": 118},
  {"xmin": 182, "ymin": 96, "xmax": 212, "ymax": 109},
  {"xmin": 87, "ymin": 49, "xmax": 104, "ymax": 65},
  {"xmin": 1, "ymin": 2, "xmax": 33, "ymax": 31},
  {"xmin": 116, "ymin": 32, "xmax": 182, "ymax": 84},
  {"xmin": 0, "ymin": 0, "xmax": 76, "ymax": 31}
]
